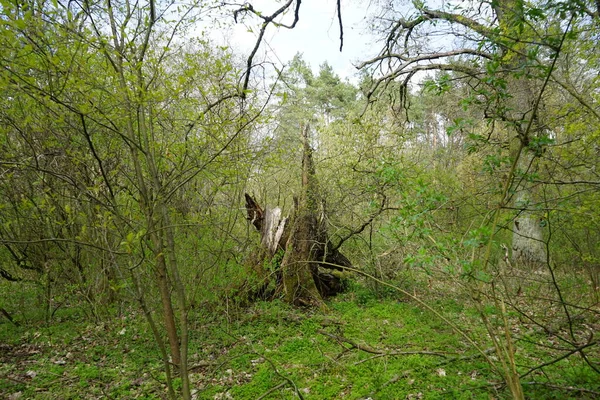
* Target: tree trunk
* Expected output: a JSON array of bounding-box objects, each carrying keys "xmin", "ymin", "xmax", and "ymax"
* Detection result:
[
  {"xmin": 243, "ymin": 124, "xmax": 351, "ymax": 305},
  {"xmin": 494, "ymin": 0, "xmax": 547, "ymax": 267},
  {"xmin": 512, "ymin": 155, "xmax": 547, "ymax": 266},
  {"xmin": 280, "ymin": 125, "xmax": 326, "ymax": 307},
  {"xmin": 281, "ymin": 197, "xmax": 326, "ymax": 307}
]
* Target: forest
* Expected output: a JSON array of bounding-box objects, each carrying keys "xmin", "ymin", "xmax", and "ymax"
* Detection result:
[{"xmin": 0, "ymin": 0, "xmax": 599, "ymax": 398}]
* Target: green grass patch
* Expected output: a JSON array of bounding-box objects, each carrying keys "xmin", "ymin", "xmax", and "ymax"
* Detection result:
[{"xmin": 1, "ymin": 285, "xmax": 598, "ymax": 399}]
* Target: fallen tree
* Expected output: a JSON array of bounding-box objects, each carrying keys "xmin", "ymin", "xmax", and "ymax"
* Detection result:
[{"xmin": 244, "ymin": 125, "xmax": 352, "ymax": 306}]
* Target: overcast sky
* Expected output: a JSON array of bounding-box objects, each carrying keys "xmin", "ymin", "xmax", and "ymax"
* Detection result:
[{"xmin": 221, "ymin": 0, "xmax": 377, "ymax": 81}]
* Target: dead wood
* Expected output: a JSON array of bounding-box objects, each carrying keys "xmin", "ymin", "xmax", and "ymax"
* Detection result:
[
  {"xmin": 243, "ymin": 125, "xmax": 352, "ymax": 305},
  {"xmin": 317, "ymin": 329, "xmax": 450, "ymax": 363}
]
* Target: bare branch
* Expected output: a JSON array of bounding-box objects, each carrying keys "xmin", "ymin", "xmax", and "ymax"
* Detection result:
[
  {"xmin": 317, "ymin": 329, "xmax": 450, "ymax": 362},
  {"xmin": 384, "ymin": 15, "xmax": 427, "ymax": 54},
  {"xmin": 366, "ymin": 63, "xmax": 481, "ymax": 102},
  {"xmin": 331, "ymin": 194, "xmax": 390, "ymax": 252},
  {"xmin": 521, "ymin": 382, "xmax": 600, "ymax": 397},
  {"xmin": 337, "ymin": 0, "xmax": 343, "ymax": 51},
  {"xmin": 358, "ymin": 48, "xmax": 494, "ymax": 70},
  {"xmin": 519, "ymin": 340, "xmax": 598, "ymax": 379},
  {"xmin": 0, "ymin": 268, "xmax": 21, "ymax": 282},
  {"xmin": 237, "ymin": 0, "xmax": 301, "ymax": 97}
]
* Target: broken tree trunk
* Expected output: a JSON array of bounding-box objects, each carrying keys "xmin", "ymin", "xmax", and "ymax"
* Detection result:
[
  {"xmin": 280, "ymin": 195, "xmax": 325, "ymax": 307},
  {"xmin": 243, "ymin": 125, "xmax": 352, "ymax": 305},
  {"xmin": 280, "ymin": 124, "xmax": 325, "ymax": 307},
  {"xmin": 244, "ymin": 193, "xmax": 288, "ymax": 256}
]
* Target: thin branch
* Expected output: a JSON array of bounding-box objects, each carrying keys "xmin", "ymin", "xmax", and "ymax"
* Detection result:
[
  {"xmin": 521, "ymin": 382, "xmax": 600, "ymax": 396},
  {"xmin": 531, "ymin": 179, "xmax": 600, "ymax": 186},
  {"xmin": 358, "ymin": 48, "xmax": 494, "ymax": 69},
  {"xmin": 337, "ymin": 0, "xmax": 343, "ymax": 51},
  {"xmin": 550, "ymin": 75, "xmax": 600, "ymax": 122},
  {"xmin": 260, "ymin": 354, "xmax": 305, "ymax": 400},
  {"xmin": 385, "ymin": 15, "xmax": 426, "ymax": 53},
  {"xmin": 81, "ymin": 114, "xmax": 115, "ymax": 199},
  {"xmin": 182, "ymin": 93, "xmax": 239, "ymax": 138},
  {"xmin": 0, "ymin": 268, "xmax": 22, "ymax": 282},
  {"xmin": 238, "ymin": 0, "xmax": 301, "ymax": 96},
  {"xmin": 138, "ymin": 0, "xmax": 156, "ymax": 63},
  {"xmin": 331, "ymin": 194, "xmax": 389, "ymax": 252},
  {"xmin": 317, "ymin": 329, "xmax": 450, "ymax": 364},
  {"xmin": 256, "ymin": 382, "xmax": 286, "ymax": 400},
  {"xmin": 0, "ymin": 308, "xmax": 20, "ymax": 326},
  {"xmin": 365, "ymin": 63, "xmax": 481, "ymax": 104},
  {"xmin": 519, "ymin": 340, "xmax": 598, "ymax": 379}
]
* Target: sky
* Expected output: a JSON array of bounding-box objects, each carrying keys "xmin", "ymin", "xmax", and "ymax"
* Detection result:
[{"xmin": 222, "ymin": 0, "xmax": 377, "ymax": 81}]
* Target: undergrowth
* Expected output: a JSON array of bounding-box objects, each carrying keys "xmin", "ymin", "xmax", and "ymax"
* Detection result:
[{"xmin": 1, "ymin": 281, "xmax": 598, "ymax": 399}]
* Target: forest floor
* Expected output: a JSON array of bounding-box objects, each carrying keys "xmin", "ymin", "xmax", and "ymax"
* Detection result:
[{"xmin": 1, "ymin": 282, "xmax": 599, "ymax": 399}]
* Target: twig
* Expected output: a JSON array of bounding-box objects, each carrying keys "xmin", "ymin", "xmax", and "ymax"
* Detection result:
[
  {"xmin": 521, "ymin": 381, "xmax": 600, "ymax": 396},
  {"xmin": 317, "ymin": 329, "xmax": 450, "ymax": 364},
  {"xmin": 2, "ymin": 374, "xmax": 28, "ymax": 384},
  {"xmin": 0, "ymin": 308, "xmax": 20, "ymax": 326},
  {"xmin": 336, "ymin": 0, "xmax": 343, "ymax": 51},
  {"xmin": 519, "ymin": 340, "xmax": 598, "ymax": 379},
  {"xmin": 237, "ymin": 0, "xmax": 301, "ymax": 97},
  {"xmin": 188, "ymin": 360, "xmax": 216, "ymax": 372},
  {"xmin": 256, "ymin": 381, "xmax": 286, "ymax": 400},
  {"xmin": 331, "ymin": 194, "xmax": 389, "ymax": 252},
  {"xmin": 436, "ymin": 347, "xmax": 496, "ymax": 366},
  {"xmin": 260, "ymin": 355, "xmax": 305, "ymax": 400}
]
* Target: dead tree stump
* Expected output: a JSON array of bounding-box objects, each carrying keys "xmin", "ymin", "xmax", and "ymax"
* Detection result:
[{"xmin": 243, "ymin": 125, "xmax": 351, "ymax": 305}]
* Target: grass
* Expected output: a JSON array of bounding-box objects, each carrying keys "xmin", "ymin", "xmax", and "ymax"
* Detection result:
[{"xmin": 1, "ymin": 282, "xmax": 599, "ymax": 399}]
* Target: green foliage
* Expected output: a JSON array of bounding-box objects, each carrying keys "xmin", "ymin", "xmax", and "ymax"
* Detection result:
[
  {"xmin": 423, "ymin": 73, "xmax": 454, "ymax": 95},
  {"xmin": 1, "ymin": 0, "xmax": 600, "ymax": 398}
]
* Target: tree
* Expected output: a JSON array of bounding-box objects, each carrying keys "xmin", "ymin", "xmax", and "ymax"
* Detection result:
[
  {"xmin": 242, "ymin": 55, "xmax": 405, "ymax": 305},
  {"xmin": 243, "ymin": 124, "xmax": 352, "ymax": 306},
  {"xmin": 0, "ymin": 1, "xmax": 259, "ymax": 398},
  {"xmin": 353, "ymin": 1, "xmax": 600, "ymax": 396}
]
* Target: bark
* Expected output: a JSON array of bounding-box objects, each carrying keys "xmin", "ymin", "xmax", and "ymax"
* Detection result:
[
  {"xmin": 511, "ymin": 147, "xmax": 546, "ymax": 266},
  {"xmin": 244, "ymin": 193, "xmax": 289, "ymax": 255},
  {"xmin": 281, "ymin": 197, "xmax": 326, "ymax": 307},
  {"xmin": 494, "ymin": 0, "xmax": 547, "ymax": 267},
  {"xmin": 281, "ymin": 125, "xmax": 326, "ymax": 307},
  {"xmin": 512, "ymin": 204, "xmax": 547, "ymax": 265},
  {"xmin": 243, "ymin": 125, "xmax": 352, "ymax": 305},
  {"xmin": 148, "ymin": 214, "xmax": 182, "ymax": 370}
]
